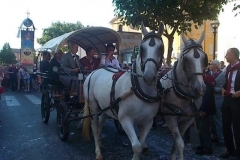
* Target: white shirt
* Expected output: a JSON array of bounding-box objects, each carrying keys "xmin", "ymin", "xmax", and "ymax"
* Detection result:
[
  {"xmin": 101, "ymin": 55, "xmax": 121, "ymax": 69},
  {"xmin": 228, "ymin": 62, "xmax": 239, "ymax": 93}
]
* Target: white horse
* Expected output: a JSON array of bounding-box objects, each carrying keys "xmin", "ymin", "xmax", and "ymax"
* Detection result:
[
  {"xmin": 82, "ymin": 22, "xmax": 165, "ymax": 160},
  {"xmin": 160, "ymin": 32, "xmax": 208, "ymax": 160}
]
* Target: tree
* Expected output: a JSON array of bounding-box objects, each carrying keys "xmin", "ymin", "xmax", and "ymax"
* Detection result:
[
  {"xmin": 113, "ymin": 0, "xmax": 228, "ymax": 65},
  {"xmin": 233, "ymin": 1, "xmax": 240, "ymax": 16},
  {"xmin": 37, "ymin": 21, "xmax": 84, "ymax": 45},
  {"xmin": 0, "ymin": 43, "xmax": 17, "ymax": 65}
]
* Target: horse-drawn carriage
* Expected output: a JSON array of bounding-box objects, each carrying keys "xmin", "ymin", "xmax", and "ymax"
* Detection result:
[
  {"xmin": 38, "ymin": 27, "xmax": 124, "ymax": 140},
  {"xmin": 39, "ymin": 23, "xmax": 208, "ymax": 160}
]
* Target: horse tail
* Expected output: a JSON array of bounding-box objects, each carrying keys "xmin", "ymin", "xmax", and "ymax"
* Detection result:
[{"xmin": 82, "ymin": 99, "xmax": 91, "ymax": 141}]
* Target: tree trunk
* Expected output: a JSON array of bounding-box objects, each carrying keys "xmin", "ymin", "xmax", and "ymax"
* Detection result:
[{"xmin": 166, "ymin": 36, "xmax": 174, "ymax": 66}]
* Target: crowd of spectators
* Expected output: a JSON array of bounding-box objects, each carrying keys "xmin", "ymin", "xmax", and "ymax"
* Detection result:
[{"xmin": 0, "ymin": 63, "xmax": 39, "ymax": 93}]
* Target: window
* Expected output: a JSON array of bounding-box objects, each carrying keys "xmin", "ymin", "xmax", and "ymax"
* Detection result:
[{"xmin": 118, "ymin": 25, "xmax": 123, "ymax": 32}]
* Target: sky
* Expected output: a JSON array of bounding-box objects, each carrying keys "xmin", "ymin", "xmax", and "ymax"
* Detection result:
[
  {"xmin": 218, "ymin": 1, "xmax": 240, "ymax": 61},
  {"xmin": 0, "ymin": 0, "xmax": 115, "ymax": 49}
]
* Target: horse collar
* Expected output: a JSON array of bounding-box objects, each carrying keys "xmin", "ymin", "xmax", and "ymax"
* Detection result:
[
  {"xmin": 131, "ymin": 61, "xmax": 161, "ymax": 103},
  {"xmin": 172, "ymin": 61, "xmax": 199, "ymax": 100}
]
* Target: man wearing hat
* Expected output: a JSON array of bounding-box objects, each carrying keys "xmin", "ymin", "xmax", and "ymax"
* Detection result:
[
  {"xmin": 209, "ymin": 60, "xmax": 225, "ymax": 146},
  {"xmin": 219, "ymin": 48, "xmax": 240, "ymax": 159}
]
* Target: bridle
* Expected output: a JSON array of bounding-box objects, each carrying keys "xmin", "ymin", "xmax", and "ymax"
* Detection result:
[
  {"xmin": 181, "ymin": 39, "xmax": 206, "ymax": 82},
  {"xmin": 140, "ymin": 32, "xmax": 164, "ymax": 73}
]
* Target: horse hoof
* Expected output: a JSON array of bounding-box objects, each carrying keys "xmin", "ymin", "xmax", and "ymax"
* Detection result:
[{"xmin": 142, "ymin": 147, "xmax": 150, "ymax": 155}]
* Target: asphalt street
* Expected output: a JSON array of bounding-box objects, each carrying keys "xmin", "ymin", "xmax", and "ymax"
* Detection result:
[{"xmin": 0, "ymin": 90, "xmax": 234, "ymax": 160}]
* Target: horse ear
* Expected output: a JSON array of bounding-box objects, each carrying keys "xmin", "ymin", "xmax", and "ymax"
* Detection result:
[
  {"xmin": 157, "ymin": 22, "xmax": 164, "ymax": 36},
  {"xmin": 181, "ymin": 33, "xmax": 188, "ymax": 45},
  {"xmin": 197, "ymin": 31, "xmax": 205, "ymax": 44},
  {"xmin": 141, "ymin": 21, "xmax": 148, "ymax": 36}
]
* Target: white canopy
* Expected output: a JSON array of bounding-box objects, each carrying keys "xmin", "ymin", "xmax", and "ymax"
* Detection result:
[{"xmin": 38, "ymin": 27, "xmax": 121, "ymax": 54}]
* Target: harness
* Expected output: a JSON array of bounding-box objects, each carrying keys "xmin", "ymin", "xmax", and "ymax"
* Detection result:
[
  {"xmin": 131, "ymin": 61, "xmax": 161, "ymax": 103},
  {"xmin": 84, "ymin": 32, "xmax": 164, "ymax": 119},
  {"xmin": 159, "ymin": 41, "xmax": 206, "ymax": 118},
  {"xmin": 84, "ymin": 68, "xmax": 134, "ymax": 120},
  {"xmin": 110, "ymin": 71, "xmax": 126, "ymax": 117},
  {"xmin": 172, "ymin": 61, "xmax": 200, "ymax": 100},
  {"xmin": 140, "ymin": 31, "xmax": 164, "ymax": 73}
]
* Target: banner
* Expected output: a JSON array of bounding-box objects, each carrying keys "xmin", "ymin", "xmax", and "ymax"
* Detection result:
[{"xmin": 21, "ymin": 30, "xmax": 34, "ymax": 65}]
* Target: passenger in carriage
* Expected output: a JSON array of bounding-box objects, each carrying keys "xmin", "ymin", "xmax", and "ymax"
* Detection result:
[
  {"xmin": 100, "ymin": 43, "xmax": 121, "ymax": 69},
  {"xmin": 50, "ymin": 50, "xmax": 63, "ymax": 69},
  {"xmin": 80, "ymin": 46, "xmax": 100, "ymax": 73},
  {"xmin": 40, "ymin": 51, "xmax": 51, "ymax": 85},
  {"xmin": 40, "ymin": 51, "xmax": 51, "ymax": 73},
  {"xmin": 60, "ymin": 42, "xmax": 81, "ymax": 96},
  {"xmin": 50, "ymin": 50, "xmax": 63, "ymax": 85}
]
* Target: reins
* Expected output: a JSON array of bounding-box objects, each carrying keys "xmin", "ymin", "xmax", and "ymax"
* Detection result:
[{"xmin": 155, "ymin": 41, "xmax": 206, "ymax": 118}]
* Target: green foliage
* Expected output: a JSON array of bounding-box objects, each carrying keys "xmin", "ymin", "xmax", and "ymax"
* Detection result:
[
  {"xmin": 37, "ymin": 21, "xmax": 84, "ymax": 45},
  {"xmin": 233, "ymin": 2, "xmax": 240, "ymax": 16},
  {"xmin": 113, "ymin": 0, "xmax": 228, "ymax": 64},
  {"xmin": 0, "ymin": 43, "xmax": 17, "ymax": 65},
  {"xmin": 113, "ymin": 0, "xmax": 227, "ymax": 33}
]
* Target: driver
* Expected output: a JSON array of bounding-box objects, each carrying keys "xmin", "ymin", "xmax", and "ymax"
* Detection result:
[
  {"xmin": 40, "ymin": 51, "xmax": 51, "ymax": 73},
  {"xmin": 60, "ymin": 42, "xmax": 82, "ymax": 96},
  {"xmin": 50, "ymin": 50, "xmax": 63, "ymax": 86},
  {"xmin": 40, "ymin": 51, "xmax": 51, "ymax": 86}
]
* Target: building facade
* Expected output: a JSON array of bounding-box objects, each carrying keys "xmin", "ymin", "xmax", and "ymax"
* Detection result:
[{"xmin": 110, "ymin": 18, "xmax": 217, "ymax": 63}]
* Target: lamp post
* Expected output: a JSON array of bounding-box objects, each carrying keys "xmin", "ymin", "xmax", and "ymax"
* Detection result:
[{"xmin": 211, "ymin": 19, "xmax": 220, "ymax": 60}]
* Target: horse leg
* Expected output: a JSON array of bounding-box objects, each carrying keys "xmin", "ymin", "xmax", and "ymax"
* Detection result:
[
  {"xmin": 97, "ymin": 113, "xmax": 108, "ymax": 149},
  {"xmin": 165, "ymin": 119, "xmax": 183, "ymax": 160},
  {"xmin": 120, "ymin": 119, "xmax": 142, "ymax": 160},
  {"xmin": 90, "ymin": 102, "xmax": 103, "ymax": 160},
  {"xmin": 137, "ymin": 120, "xmax": 153, "ymax": 155},
  {"xmin": 177, "ymin": 119, "xmax": 194, "ymax": 160}
]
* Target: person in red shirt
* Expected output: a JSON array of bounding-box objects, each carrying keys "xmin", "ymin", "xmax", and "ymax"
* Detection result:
[{"xmin": 80, "ymin": 46, "xmax": 100, "ymax": 73}]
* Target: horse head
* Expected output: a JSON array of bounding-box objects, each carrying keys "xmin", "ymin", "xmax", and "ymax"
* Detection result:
[
  {"xmin": 178, "ymin": 31, "xmax": 208, "ymax": 96},
  {"xmin": 138, "ymin": 22, "xmax": 164, "ymax": 86}
]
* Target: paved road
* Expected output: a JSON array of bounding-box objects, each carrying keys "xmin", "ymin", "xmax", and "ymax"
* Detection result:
[{"xmin": 0, "ymin": 90, "xmax": 234, "ymax": 160}]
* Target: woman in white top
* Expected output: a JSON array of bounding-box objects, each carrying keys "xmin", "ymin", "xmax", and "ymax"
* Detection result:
[{"xmin": 101, "ymin": 43, "xmax": 121, "ymax": 69}]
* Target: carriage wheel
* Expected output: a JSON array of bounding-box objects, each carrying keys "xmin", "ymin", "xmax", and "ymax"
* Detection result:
[
  {"xmin": 114, "ymin": 119, "xmax": 126, "ymax": 135},
  {"xmin": 41, "ymin": 92, "xmax": 50, "ymax": 124},
  {"xmin": 57, "ymin": 102, "xmax": 69, "ymax": 141}
]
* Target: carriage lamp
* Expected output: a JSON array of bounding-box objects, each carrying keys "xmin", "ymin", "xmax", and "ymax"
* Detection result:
[{"xmin": 211, "ymin": 19, "xmax": 220, "ymax": 60}]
